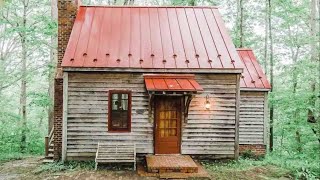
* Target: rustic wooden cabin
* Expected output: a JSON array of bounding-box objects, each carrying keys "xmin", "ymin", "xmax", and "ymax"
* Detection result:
[{"xmin": 46, "ymin": 1, "xmax": 270, "ymax": 171}]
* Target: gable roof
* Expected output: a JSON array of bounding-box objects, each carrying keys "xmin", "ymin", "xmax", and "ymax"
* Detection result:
[
  {"xmin": 60, "ymin": 6, "xmax": 270, "ymax": 90},
  {"xmin": 61, "ymin": 6, "xmax": 244, "ymax": 69},
  {"xmin": 237, "ymin": 48, "xmax": 271, "ymax": 90}
]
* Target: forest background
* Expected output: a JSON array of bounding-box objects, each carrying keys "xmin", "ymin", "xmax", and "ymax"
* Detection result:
[{"xmin": 0, "ymin": 0, "xmax": 319, "ymax": 178}]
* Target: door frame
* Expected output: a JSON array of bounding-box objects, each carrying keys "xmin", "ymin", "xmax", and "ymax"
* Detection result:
[{"xmin": 153, "ymin": 95, "xmax": 183, "ymax": 154}]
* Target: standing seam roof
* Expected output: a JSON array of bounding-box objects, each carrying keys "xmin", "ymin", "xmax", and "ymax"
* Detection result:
[
  {"xmin": 61, "ymin": 6, "xmax": 242, "ymax": 69},
  {"xmin": 61, "ymin": 6, "xmax": 270, "ymax": 90}
]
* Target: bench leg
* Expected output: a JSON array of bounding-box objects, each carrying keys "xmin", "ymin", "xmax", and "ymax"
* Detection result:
[{"xmin": 95, "ymin": 162, "xmax": 98, "ymax": 171}]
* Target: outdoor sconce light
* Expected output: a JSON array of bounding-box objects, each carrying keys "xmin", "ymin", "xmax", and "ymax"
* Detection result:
[{"xmin": 205, "ymin": 94, "xmax": 211, "ymax": 110}]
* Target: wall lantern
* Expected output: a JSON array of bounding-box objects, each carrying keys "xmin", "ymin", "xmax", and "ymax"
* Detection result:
[{"xmin": 205, "ymin": 94, "xmax": 211, "ymax": 110}]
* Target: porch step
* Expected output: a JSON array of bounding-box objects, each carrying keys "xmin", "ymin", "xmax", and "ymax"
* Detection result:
[{"xmin": 146, "ymin": 155, "xmax": 198, "ymax": 173}]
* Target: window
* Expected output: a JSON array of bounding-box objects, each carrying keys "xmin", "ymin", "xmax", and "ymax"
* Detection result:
[{"xmin": 108, "ymin": 90, "xmax": 131, "ymax": 132}]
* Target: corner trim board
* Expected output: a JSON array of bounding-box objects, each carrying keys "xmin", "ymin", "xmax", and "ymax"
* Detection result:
[
  {"xmin": 62, "ymin": 72, "xmax": 68, "ymax": 162},
  {"xmin": 234, "ymin": 74, "xmax": 240, "ymax": 160},
  {"xmin": 263, "ymin": 92, "xmax": 269, "ymax": 145}
]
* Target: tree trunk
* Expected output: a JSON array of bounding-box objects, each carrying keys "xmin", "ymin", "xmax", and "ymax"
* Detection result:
[
  {"xmin": 48, "ymin": 0, "xmax": 58, "ymax": 134},
  {"xmin": 307, "ymin": 0, "xmax": 317, "ymax": 124},
  {"xmin": 263, "ymin": 0, "xmax": 268, "ymax": 76},
  {"xmin": 20, "ymin": 2, "xmax": 27, "ymax": 153},
  {"xmin": 239, "ymin": 0, "xmax": 244, "ymax": 48},
  {"xmin": 268, "ymin": 0, "xmax": 274, "ymax": 152},
  {"xmin": 295, "ymin": 130, "xmax": 302, "ymax": 153}
]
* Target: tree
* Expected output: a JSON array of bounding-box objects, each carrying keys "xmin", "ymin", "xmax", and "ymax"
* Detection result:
[
  {"xmin": 268, "ymin": 0, "xmax": 274, "ymax": 152},
  {"xmin": 0, "ymin": 0, "xmax": 54, "ymax": 153}
]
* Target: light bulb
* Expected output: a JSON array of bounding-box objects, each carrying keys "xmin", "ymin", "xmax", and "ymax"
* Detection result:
[{"xmin": 205, "ymin": 101, "xmax": 210, "ymax": 109}]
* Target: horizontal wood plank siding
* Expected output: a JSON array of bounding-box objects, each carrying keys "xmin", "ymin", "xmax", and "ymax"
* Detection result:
[
  {"xmin": 239, "ymin": 91, "xmax": 266, "ymax": 145},
  {"xmin": 66, "ymin": 72, "xmax": 238, "ymax": 159},
  {"xmin": 67, "ymin": 73, "xmax": 152, "ymax": 158},
  {"xmin": 181, "ymin": 74, "xmax": 237, "ymax": 158}
]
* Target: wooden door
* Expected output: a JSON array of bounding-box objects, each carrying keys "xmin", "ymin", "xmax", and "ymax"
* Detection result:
[{"xmin": 155, "ymin": 96, "xmax": 181, "ymax": 154}]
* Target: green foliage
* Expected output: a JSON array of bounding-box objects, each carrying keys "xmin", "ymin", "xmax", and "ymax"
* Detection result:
[
  {"xmin": 0, "ymin": 153, "xmax": 25, "ymax": 164},
  {"xmin": 205, "ymin": 152, "xmax": 320, "ymax": 179},
  {"xmin": 241, "ymin": 150, "xmax": 258, "ymax": 159}
]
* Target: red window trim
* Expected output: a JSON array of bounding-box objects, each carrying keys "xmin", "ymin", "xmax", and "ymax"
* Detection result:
[{"xmin": 108, "ymin": 90, "xmax": 132, "ymax": 132}]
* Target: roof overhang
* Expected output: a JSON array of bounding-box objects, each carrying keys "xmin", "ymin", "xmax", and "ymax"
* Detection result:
[{"xmin": 62, "ymin": 67, "xmax": 243, "ymax": 74}]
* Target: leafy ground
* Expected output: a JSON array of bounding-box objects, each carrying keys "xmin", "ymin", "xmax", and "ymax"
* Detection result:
[{"xmin": 0, "ymin": 156, "xmax": 299, "ymax": 180}]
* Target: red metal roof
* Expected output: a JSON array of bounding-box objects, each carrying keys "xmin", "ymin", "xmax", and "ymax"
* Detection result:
[
  {"xmin": 144, "ymin": 74, "xmax": 203, "ymax": 91},
  {"xmin": 61, "ymin": 6, "xmax": 243, "ymax": 69},
  {"xmin": 61, "ymin": 6, "xmax": 270, "ymax": 90},
  {"xmin": 237, "ymin": 48, "xmax": 271, "ymax": 89}
]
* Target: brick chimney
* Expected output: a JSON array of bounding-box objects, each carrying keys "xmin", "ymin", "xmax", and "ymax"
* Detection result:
[
  {"xmin": 53, "ymin": 0, "xmax": 80, "ymax": 160},
  {"xmin": 57, "ymin": 0, "xmax": 81, "ymax": 68}
]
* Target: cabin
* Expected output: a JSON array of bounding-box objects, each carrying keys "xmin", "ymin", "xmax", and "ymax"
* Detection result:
[{"xmin": 46, "ymin": 1, "xmax": 270, "ymax": 168}]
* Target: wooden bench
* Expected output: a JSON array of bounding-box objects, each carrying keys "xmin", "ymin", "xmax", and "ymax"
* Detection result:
[{"xmin": 95, "ymin": 142, "xmax": 136, "ymax": 170}]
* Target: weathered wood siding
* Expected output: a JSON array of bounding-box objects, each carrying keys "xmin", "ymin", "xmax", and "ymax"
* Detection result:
[
  {"xmin": 66, "ymin": 73, "xmax": 152, "ymax": 159},
  {"xmin": 239, "ymin": 91, "xmax": 267, "ymax": 145},
  {"xmin": 65, "ymin": 72, "xmax": 239, "ymax": 159},
  {"xmin": 182, "ymin": 74, "xmax": 238, "ymax": 159}
]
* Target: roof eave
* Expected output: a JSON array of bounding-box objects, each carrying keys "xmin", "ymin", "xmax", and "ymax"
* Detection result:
[{"xmin": 62, "ymin": 67, "xmax": 243, "ymax": 74}]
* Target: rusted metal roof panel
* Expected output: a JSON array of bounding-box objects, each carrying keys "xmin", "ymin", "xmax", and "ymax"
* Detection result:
[
  {"xmin": 61, "ymin": 6, "xmax": 242, "ymax": 69},
  {"xmin": 237, "ymin": 49, "xmax": 271, "ymax": 89},
  {"xmin": 144, "ymin": 74, "xmax": 203, "ymax": 91}
]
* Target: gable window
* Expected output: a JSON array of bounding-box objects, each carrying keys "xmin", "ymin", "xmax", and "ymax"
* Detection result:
[{"xmin": 108, "ymin": 90, "xmax": 132, "ymax": 132}]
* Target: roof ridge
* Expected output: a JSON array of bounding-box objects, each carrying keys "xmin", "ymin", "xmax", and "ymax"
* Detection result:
[{"xmin": 80, "ymin": 5, "xmax": 219, "ymax": 9}]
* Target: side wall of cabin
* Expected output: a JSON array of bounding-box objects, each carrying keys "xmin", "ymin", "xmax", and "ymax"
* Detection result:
[
  {"xmin": 64, "ymin": 72, "xmax": 239, "ymax": 160},
  {"xmin": 239, "ymin": 91, "xmax": 268, "ymax": 156}
]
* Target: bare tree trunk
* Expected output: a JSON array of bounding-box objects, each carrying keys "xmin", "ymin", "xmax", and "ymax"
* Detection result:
[
  {"xmin": 268, "ymin": 0, "xmax": 274, "ymax": 152},
  {"xmin": 20, "ymin": 0, "xmax": 27, "ymax": 153},
  {"xmin": 263, "ymin": 0, "xmax": 268, "ymax": 76},
  {"xmin": 48, "ymin": 0, "xmax": 58, "ymax": 133},
  {"xmin": 239, "ymin": 0, "xmax": 244, "ymax": 48}
]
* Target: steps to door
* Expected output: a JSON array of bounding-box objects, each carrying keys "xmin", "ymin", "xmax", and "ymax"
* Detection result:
[{"xmin": 146, "ymin": 155, "xmax": 198, "ymax": 173}]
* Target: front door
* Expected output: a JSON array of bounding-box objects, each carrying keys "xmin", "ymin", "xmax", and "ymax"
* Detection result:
[{"xmin": 155, "ymin": 96, "xmax": 181, "ymax": 154}]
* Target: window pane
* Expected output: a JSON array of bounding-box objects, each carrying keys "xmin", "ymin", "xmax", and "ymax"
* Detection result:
[
  {"xmin": 121, "ymin": 99, "xmax": 128, "ymax": 110},
  {"xmin": 110, "ymin": 92, "xmax": 130, "ymax": 130},
  {"xmin": 122, "ymin": 94, "xmax": 128, "ymax": 99},
  {"xmin": 112, "ymin": 100, "xmax": 118, "ymax": 110}
]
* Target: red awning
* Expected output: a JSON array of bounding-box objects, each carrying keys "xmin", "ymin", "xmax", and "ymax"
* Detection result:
[{"xmin": 144, "ymin": 74, "xmax": 203, "ymax": 92}]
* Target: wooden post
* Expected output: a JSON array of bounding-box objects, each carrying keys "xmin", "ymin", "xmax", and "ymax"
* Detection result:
[
  {"xmin": 234, "ymin": 74, "xmax": 240, "ymax": 160},
  {"xmin": 62, "ymin": 72, "xmax": 68, "ymax": 162},
  {"xmin": 45, "ymin": 136, "xmax": 49, "ymax": 157}
]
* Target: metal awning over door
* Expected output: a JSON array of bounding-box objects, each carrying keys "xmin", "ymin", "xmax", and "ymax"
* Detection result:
[
  {"xmin": 144, "ymin": 74, "xmax": 203, "ymax": 93},
  {"xmin": 144, "ymin": 74, "xmax": 203, "ymax": 122}
]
